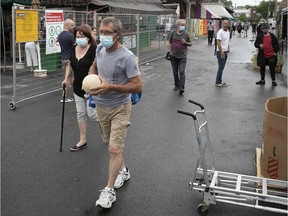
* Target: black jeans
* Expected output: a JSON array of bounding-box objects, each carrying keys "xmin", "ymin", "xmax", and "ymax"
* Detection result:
[
  {"xmin": 260, "ymin": 56, "xmax": 277, "ymax": 81},
  {"xmin": 208, "ymin": 30, "xmax": 214, "ymax": 44},
  {"xmin": 170, "ymin": 56, "xmax": 187, "ymax": 89}
]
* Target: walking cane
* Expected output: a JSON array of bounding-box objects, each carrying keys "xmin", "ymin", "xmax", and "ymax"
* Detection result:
[{"xmin": 59, "ymin": 83, "xmax": 66, "ymax": 152}]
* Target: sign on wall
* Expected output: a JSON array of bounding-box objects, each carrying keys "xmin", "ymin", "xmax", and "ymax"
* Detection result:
[
  {"xmin": 45, "ymin": 10, "xmax": 63, "ymax": 55},
  {"xmin": 16, "ymin": 10, "xmax": 38, "ymax": 42}
]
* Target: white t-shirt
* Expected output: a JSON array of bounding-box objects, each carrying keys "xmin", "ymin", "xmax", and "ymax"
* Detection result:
[
  {"xmin": 271, "ymin": 20, "xmax": 276, "ymax": 28},
  {"xmin": 165, "ymin": 22, "xmax": 171, "ymax": 31},
  {"xmin": 216, "ymin": 29, "xmax": 230, "ymax": 52}
]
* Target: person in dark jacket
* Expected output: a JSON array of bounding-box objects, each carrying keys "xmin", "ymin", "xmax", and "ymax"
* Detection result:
[{"xmin": 254, "ymin": 23, "xmax": 279, "ymax": 86}]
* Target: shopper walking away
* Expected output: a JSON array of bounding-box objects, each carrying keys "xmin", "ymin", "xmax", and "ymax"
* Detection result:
[
  {"xmin": 243, "ymin": 22, "xmax": 249, "ymax": 38},
  {"xmin": 232, "ymin": 22, "xmax": 236, "ymax": 35},
  {"xmin": 215, "ymin": 20, "xmax": 230, "ymax": 87},
  {"xmin": 58, "ymin": 19, "xmax": 75, "ymax": 103},
  {"xmin": 207, "ymin": 20, "xmax": 214, "ymax": 45},
  {"xmin": 237, "ymin": 23, "xmax": 242, "ymax": 37},
  {"xmin": 89, "ymin": 17, "xmax": 143, "ymax": 209},
  {"xmin": 251, "ymin": 22, "xmax": 257, "ymax": 38},
  {"xmin": 25, "ymin": 42, "xmax": 38, "ymax": 72},
  {"xmin": 164, "ymin": 21, "xmax": 172, "ymax": 39},
  {"xmin": 271, "ymin": 18, "xmax": 277, "ymax": 35},
  {"xmin": 167, "ymin": 19, "xmax": 192, "ymax": 94},
  {"xmin": 254, "ymin": 23, "xmax": 279, "ymax": 87}
]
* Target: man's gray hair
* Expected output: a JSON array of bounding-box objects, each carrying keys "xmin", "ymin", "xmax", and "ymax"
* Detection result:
[
  {"xmin": 177, "ymin": 19, "xmax": 186, "ymax": 25},
  {"xmin": 101, "ymin": 17, "xmax": 123, "ymax": 32}
]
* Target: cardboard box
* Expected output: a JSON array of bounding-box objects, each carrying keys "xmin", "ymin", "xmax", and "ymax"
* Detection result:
[{"xmin": 261, "ymin": 97, "xmax": 287, "ymax": 181}]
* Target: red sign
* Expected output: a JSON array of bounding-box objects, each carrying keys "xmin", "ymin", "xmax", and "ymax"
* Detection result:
[{"xmin": 46, "ymin": 12, "xmax": 63, "ymax": 23}]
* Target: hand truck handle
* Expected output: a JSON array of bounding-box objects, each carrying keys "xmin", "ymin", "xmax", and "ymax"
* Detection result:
[
  {"xmin": 188, "ymin": 100, "xmax": 204, "ymax": 110},
  {"xmin": 177, "ymin": 110, "xmax": 197, "ymax": 120}
]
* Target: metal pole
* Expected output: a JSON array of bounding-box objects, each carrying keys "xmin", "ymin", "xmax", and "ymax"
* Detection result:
[
  {"xmin": 12, "ymin": 6, "xmax": 16, "ymax": 103},
  {"xmin": 0, "ymin": 5, "xmax": 6, "ymax": 71},
  {"xmin": 136, "ymin": 14, "xmax": 140, "ymax": 61}
]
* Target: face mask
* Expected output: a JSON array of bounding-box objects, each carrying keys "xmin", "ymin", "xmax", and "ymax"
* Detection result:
[
  {"xmin": 76, "ymin": 37, "xmax": 88, "ymax": 48},
  {"xmin": 100, "ymin": 35, "xmax": 115, "ymax": 48},
  {"xmin": 179, "ymin": 26, "xmax": 185, "ymax": 32}
]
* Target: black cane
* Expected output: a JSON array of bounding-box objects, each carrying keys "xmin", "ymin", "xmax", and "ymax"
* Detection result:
[{"xmin": 59, "ymin": 83, "xmax": 66, "ymax": 152}]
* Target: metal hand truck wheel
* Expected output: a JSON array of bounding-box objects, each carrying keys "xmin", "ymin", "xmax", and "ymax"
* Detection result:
[{"xmin": 178, "ymin": 100, "xmax": 288, "ymax": 215}]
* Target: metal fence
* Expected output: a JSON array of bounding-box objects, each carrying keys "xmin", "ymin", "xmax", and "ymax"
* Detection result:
[{"xmin": 8, "ymin": 6, "xmax": 177, "ymax": 109}]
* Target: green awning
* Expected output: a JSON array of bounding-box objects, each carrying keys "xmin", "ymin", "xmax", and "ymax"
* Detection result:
[
  {"xmin": 1, "ymin": 0, "xmax": 31, "ymax": 6},
  {"xmin": 1, "ymin": 0, "xmax": 90, "ymax": 6}
]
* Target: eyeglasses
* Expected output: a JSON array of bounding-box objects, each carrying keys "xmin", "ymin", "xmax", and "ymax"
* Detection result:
[{"xmin": 99, "ymin": 30, "xmax": 117, "ymax": 36}]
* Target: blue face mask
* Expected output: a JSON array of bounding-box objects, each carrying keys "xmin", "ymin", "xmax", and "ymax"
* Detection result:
[
  {"xmin": 100, "ymin": 35, "xmax": 115, "ymax": 48},
  {"xmin": 179, "ymin": 26, "xmax": 185, "ymax": 32},
  {"xmin": 76, "ymin": 37, "xmax": 88, "ymax": 48}
]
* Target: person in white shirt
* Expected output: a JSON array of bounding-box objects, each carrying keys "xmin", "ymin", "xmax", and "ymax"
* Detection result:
[
  {"xmin": 215, "ymin": 20, "xmax": 230, "ymax": 87},
  {"xmin": 25, "ymin": 41, "xmax": 38, "ymax": 72},
  {"xmin": 164, "ymin": 22, "xmax": 172, "ymax": 39},
  {"xmin": 207, "ymin": 20, "xmax": 214, "ymax": 45},
  {"xmin": 271, "ymin": 18, "xmax": 277, "ymax": 34}
]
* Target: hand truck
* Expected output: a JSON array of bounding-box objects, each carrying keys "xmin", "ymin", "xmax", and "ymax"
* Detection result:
[{"xmin": 177, "ymin": 100, "xmax": 288, "ymax": 215}]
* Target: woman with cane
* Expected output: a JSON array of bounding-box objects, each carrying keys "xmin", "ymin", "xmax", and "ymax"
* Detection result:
[{"xmin": 62, "ymin": 24, "xmax": 98, "ymax": 151}]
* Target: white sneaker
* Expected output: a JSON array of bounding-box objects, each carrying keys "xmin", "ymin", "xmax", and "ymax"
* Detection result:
[
  {"xmin": 216, "ymin": 82, "xmax": 228, "ymax": 87},
  {"xmin": 114, "ymin": 167, "xmax": 130, "ymax": 189},
  {"xmin": 60, "ymin": 98, "xmax": 74, "ymax": 103},
  {"xmin": 95, "ymin": 187, "xmax": 116, "ymax": 208}
]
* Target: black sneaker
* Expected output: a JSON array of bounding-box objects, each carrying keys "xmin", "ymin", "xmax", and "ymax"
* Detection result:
[
  {"xmin": 70, "ymin": 143, "xmax": 87, "ymax": 152},
  {"xmin": 173, "ymin": 86, "xmax": 179, "ymax": 91},
  {"xmin": 256, "ymin": 80, "xmax": 265, "ymax": 85},
  {"xmin": 179, "ymin": 88, "xmax": 185, "ymax": 94},
  {"xmin": 272, "ymin": 81, "xmax": 277, "ymax": 86}
]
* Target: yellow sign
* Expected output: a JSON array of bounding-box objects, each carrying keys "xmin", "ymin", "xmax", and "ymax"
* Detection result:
[
  {"xmin": 16, "ymin": 10, "xmax": 39, "ymax": 42},
  {"xmin": 199, "ymin": 20, "xmax": 204, "ymax": 36}
]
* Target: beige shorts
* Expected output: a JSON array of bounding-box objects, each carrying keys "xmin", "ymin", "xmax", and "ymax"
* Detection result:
[{"xmin": 96, "ymin": 103, "xmax": 131, "ymax": 148}]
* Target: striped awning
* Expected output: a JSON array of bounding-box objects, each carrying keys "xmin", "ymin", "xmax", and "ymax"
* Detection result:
[
  {"xmin": 201, "ymin": 3, "xmax": 233, "ymax": 19},
  {"xmin": 1, "ymin": 0, "xmax": 175, "ymax": 14},
  {"xmin": 1, "ymin": 0, "xmax": 90, "ymax": 6},
  {"xmin": 90, "ymin": 0, "xmax": 175, "ymax": 15}
]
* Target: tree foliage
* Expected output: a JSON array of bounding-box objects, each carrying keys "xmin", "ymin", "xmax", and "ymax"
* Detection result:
[
  {"xmin": 219, "ymin": 0, "xmax": 233, "ymax": 8},
  {"xmin": 256, "ymin": 0, "xmax": 276, "ymax": 19}
]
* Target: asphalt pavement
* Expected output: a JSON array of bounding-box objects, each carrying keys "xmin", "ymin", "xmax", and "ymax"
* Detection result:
[{"xmin": 1, "ymin": 31, "xmax": 287, "ymax": 216}]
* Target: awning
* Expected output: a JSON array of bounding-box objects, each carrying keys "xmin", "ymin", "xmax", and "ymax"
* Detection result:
[
  {"xmin": 90, "ymin": 0, "xmax": 175, "ymax": 15},
  {"xmin": 1, "ymin": 0, "xmax": 90, "ymax": 6},
  {"xmin": 201, "ymin": 3, "xmax": 233, "ymax": 19},
  {"xmin": 1, "ymin": 0, "xmax": 31, "ymax": 6}
]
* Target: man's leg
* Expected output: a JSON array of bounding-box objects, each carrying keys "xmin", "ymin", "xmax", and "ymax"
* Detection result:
[
  {"xmin": 107, "ymin": 146, "xmax": 124, "ymax": 188},
  {"xmin": 216, "ymin": 51, "xmax": 225, "ymax": 84},
  {"xmin": 170, "ymin": 56, "xmax": 180, "ymax": 90},
  {"xmin": 268, "ymin": 57, "xmax": 277, "ymax": 86},
  {"xmin": 256, "ymin": 66, "xmax": 266, "ymax": 85},
  {"xmin": 178, "ymin": 58, "xmax": 187, "ymax": 94},
  {"xmin": 96, "ymin": 104, "xmax": 131, "ymax": 208}
]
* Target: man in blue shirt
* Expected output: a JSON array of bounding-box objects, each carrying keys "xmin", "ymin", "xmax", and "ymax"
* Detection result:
[{"xmin": 58, "ymin": 19, "xmax": 75, "ymax": 103}]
